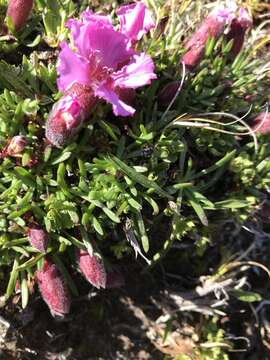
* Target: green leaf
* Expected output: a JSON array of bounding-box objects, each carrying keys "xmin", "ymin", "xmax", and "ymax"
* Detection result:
[
  {"xmin": 14, "ymin": 167, "xmax": 36, "ymax": 188},
  {"xmin": 6, "ymin": 258, "xmax": 19, "ymax": 299},
  {"xmin": 110, "ymin": 156, "xmax": 173, "ymax": 200},
  {"xmin": 186, "ymin": 190, "xmax": 208, "ymax": 226},
  {"xmin": 21, "ymin": 272, "xmax": 29, "ymax": 309},
  {"xmin": 0, "ymin": 61, "xmax": 33, "ymax": 98},
  {"xmin": 99, "ymin": 120, "xmax": 120, "ymax": 141},
  {"xmin": 26, "ymin": 34, "xmax": 41, "ymax": 47},
  {"xmin": 214, "ymin": 199, "xmax": 250, "ymax": 209},
  {"xmin": 8, "ymin": 204, "xmax": 32, "ymax": 219},
  {"xmin": 51, "ymin": 151, "xmax": 72, "ymax": 165},
  {"xmin": 233, "ymin": 289, "xmax": 262, "ymax": 303},
  {"xmin": 89, "ymin": 200, "xmax": 120, "ymax": 223},
  {"xmin": 92, "ymin": 216, "xmax": 104, "ymax": 236},
  {"xmin": 17, "ymin": 253, "xmax": 47, "ymax": 271},
  {"xmin": 127, "ymin": 196, "xmax": 142, "ymax": 211},
  {"xmin": 44, "ymin": 146, "xmax": 52, "ymax": 162},
  {"xmin": 103, "ymin": 207, "xmax": 120, "ymax": 223},
  {"xmin": 134, "ymin": 212, "xmax": 149, "ymax": 253},
  {"xmin": 205, "ymin": 36, "xmax": 216, "ymax": 57},
  {"xmin": 189, "ymin": 150, "xmax": 236, "ymax": 180},
  {"xmin": 143, "ymin": 194, "xmax": 159, "ymax": 215}
]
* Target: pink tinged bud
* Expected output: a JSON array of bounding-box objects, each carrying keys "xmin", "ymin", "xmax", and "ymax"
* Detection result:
[
  {"xmin": 36, "ymin": 260, "xmax": 71, "ymax": 317},
  {"xmin": 226, "ymin": 8, "xmax": 252, "ymax": 59},
  {"xmin": 1, "ymin": 135, "xmax": 27, "ymax": 158},
  {"xmin": 251, "ymin": 112, "xmax": 270, "ymax": 135},
  {"xmin": 182, "ymin": 6, "xmax": 235, "ymax": 69},
  {"xmin": 6, "ymin": 0, "xmax": 33, "ymax": 32},
  {"xmin": 78, "ymin": 250, "xmax": 106, "ymax": 289},
  {"xmin": 45, "ymin": 84, "xmax": 96, "ymax": 147},
  {"xmin": 28, "ymin": 227, "xmax": 49, "ymax": 252}
]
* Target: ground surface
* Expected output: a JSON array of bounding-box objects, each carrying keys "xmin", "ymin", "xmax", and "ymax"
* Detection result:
[
  {"xmin": 1, "ymin": 268, "xmax": 270, "ymax": 360},
  {"xmin": 1, "ymin": 271, "xmax": 164, "ymax": 360}
]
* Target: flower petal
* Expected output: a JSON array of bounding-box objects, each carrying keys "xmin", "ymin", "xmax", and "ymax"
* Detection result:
[
  {"xmin": 65, "ymin": 12, "xmax": 113, "ymax": 58},
  {"xmin": 86, "ymin": 23, "xmax": 133, "ymax": 69},
  {"xmin": 57, "ymin": 42, "xmax": 90, "ymax": 92},
  {"xmin": 95, "ymin": 84, "xmax": 135, "ymax": 117},
  {"xmin": 117, "ymin": 2, "xmax": 155, "ymax": 41},
  {"xmin": 65, "ymin": 18, "xmax": 85, "ymax": 55},
  {"xmin": 66, "ymin": 19, "xmax": 132, "ymax": 70},
  {"xmin": 81, "ymin": 10, "xmax": 113, "ymax": 27},
  {"xmin": 112, "ymin": 53, "xmax": 156, "ymax": 89}
]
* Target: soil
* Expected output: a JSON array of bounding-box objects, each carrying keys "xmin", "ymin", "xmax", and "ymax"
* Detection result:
[
  {"xmin": 0, "ymin": 272, "xmax": 165, "ymax": 360},
  {"xmin": 1, "ymin": 269, "xmax": 269, "ymax": 360}
]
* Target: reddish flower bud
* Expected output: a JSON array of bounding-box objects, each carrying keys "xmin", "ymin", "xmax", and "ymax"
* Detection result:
[
  {"xmin": 226, "ymin": 8, "xmax": 252, "ymax": 59},
  {"xmin": 1, "ymin": 135, "xmax": 27, "ymax": 158},
  {"xmin": 6, "ymin": 0, "xmax": 33, "ymax": 32},
  {"xmin": 251, "ymin": 112, "xmax": 270, "ymax": 135},
  {"xmin": 77, "ymin": 249, "xmax": 106, "ymax": 289},
  {"xmin": 28, "ymin": 226, "xmax": 49, "ymax": 252},
  {"xmin": 182, "ymin": 5, "xmax": 235, "ymax": 69},
  {"xmin": 36, "ymin": 259, "xmax": 71, "ymax": 317},
  {"xmin": 45, "ymin": 84, "xmax": 96, "ymax": 148}
]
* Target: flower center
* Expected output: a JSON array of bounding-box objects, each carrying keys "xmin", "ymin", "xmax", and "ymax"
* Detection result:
[{"xmin": 88, "ymin": 52, "xmax": 112, "ymax": 88}]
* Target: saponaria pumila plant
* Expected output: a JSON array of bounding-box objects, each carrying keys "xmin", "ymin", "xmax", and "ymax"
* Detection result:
[
  {"xmin": 1, "ymin": 0, "xmax": 158, "ymax": 317},
  {"xmin": 0, "ymin": 0, "xmax": 269, "ymax": 338}
]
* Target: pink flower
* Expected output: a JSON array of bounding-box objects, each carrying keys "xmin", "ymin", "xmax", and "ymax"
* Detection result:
[
  {"xmin": 45, "ymin": 84, "xmax": 96, "ymax": 147},
  {"xmin": 77, "ymin": 249, "xmax": 106, "ymax": 289},
  {"xmin": 36, "ymin": 259, "xmax": 71, "ymax": 317},
  {"xmin": 6, "ymin": 0, "xmax": 33, "ymax": 32},
  {"xmin": 252, "ymin": 112, "xmax": 270, "ymax": 135},
  {"xmin": 1, "ymin": 135, "xmax": 27, "ymax": 158},
  {"xmin": 57, "ymin": 8, "xmax": 156, "ymax": 117},
  {"xmin": 226, "ymin": 8, "xmax": 252, "ymax": 59},
  {"xmin": 182, "ymin": 5, "xmax": 235, "ymax": 69},
  {"xmin": 116, "ymin": 2, "xmax": 155, "ymax": 42},
  {"xmin": 28, "ymin": 226, "xmax": 49, "ymax": 252}
]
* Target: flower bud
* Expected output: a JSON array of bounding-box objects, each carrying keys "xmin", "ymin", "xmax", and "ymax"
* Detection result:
[
  {"xmin": 28, "ymin": 226, "xmax": 49, "ymax": 252},
  {"xmin": 45, "ymin": 84, "xmax": 96, "ymax": 147},
  {"xmin": 226, "ymin": 8, "xmax": 252, "ymax": 59},
  {"xmin": 6, "ymin": 0, "xmax": 33, "ymax": 32},
  {"xmin": 182, "ymin": 5, "xmax": 235, "ymax": 69},
  {"xmin": 251, "ymin": 112, "xmax": 270, "ymax": 135},
  {"xmin": 77, "ymin": 249, "xmax": 106, "ymax": 289},
  {"xmin": 1, "ymin": 135, "xmax": 27, "ymax": 158},
  {"xmin": 36, "ymin": 259, "xmax": 71, "ymax": 317}
]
